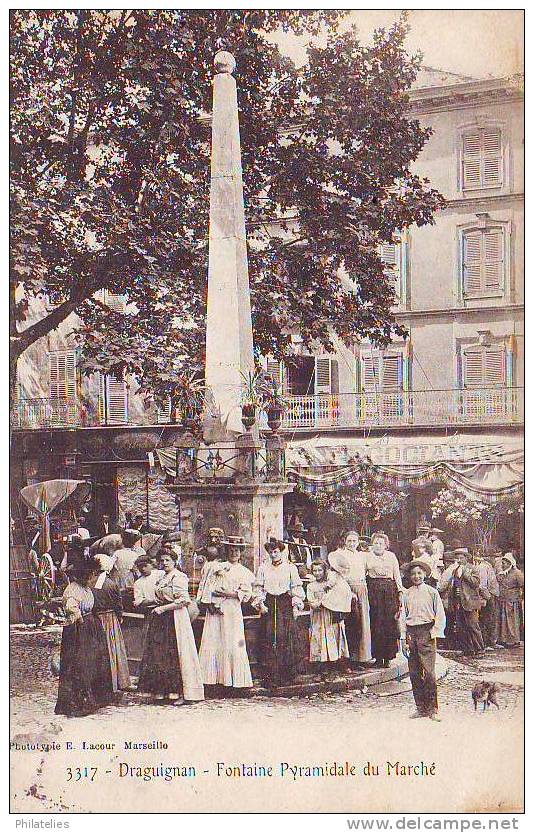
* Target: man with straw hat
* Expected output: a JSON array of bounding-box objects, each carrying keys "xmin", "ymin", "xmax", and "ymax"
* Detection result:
[
  {"xmin": 286, "ymin": 521, "xmax": 312, "ymax": 572},
  {"xmin": 429, "ymin": 527, "xmax": 445, "ymax": 563},
  {"xmin": 401, "ymin": 559, "xmax": 446, "ymax": 722}
]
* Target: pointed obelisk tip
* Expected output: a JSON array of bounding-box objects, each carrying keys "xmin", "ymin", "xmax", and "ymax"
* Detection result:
[{"xmin": 214, "ymin": 50, "xmax": 236, "ymax": 74}]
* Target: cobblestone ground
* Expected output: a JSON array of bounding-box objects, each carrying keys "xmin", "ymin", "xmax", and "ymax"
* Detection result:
[
  {"xmin": 10, "ymin": 626, "xmax": 524, "ymax": 813},
  {"xmin": 10, "ymin": 626, "xmax": 524, "ymax": 722}
]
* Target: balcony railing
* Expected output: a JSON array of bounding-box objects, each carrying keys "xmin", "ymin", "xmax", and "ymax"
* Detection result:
[
  {"xmin": 281, "ymin": 388, "xmax": 524, "ymax": 430},
  {"xmin": 11, "ymin": 388, "xmax": 523, "ymax": 431},
  {"xmin": 10, "ymin": 399, "xmax": 173, "ymax": 430}
]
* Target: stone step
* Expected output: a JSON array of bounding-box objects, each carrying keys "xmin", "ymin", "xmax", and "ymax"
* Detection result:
[{"xmin": 247, "ymin": 654, "xmax": 411, "ymax": 698}]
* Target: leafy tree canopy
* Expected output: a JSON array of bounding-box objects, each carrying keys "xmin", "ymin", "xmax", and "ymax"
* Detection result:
[{"xmin": 10, "ymin": 9, "xmax": 444, "ymax": 402}]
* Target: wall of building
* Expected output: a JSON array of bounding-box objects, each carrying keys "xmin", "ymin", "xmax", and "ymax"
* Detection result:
[
  {"xmin": 321, "ymin": 81, "xmax": 524, "ymax": 401},
  {"xmin": 15, "ymin": 298, "xmax": 156, "ymax": 426}
]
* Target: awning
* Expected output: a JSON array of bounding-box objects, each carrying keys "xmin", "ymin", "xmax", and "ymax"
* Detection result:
[{"xmin": 286, "ymin": 433, "xmax": 524, "ymax": 504}]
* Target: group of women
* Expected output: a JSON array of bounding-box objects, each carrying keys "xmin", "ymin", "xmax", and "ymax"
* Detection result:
[{"xmin": 53, "ymin": 529, "xmax": 409, "ymax": 715}]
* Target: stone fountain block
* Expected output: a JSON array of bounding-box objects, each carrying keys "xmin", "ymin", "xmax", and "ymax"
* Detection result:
[{"xmin": 173, "ymin": 479, "xmax": 294, "ymax": 574}]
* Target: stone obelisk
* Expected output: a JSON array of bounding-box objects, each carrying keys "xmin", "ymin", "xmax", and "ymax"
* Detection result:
[
  {"xmin": 174, "ymin": 52, "xmax": 293, "ymax": 574},
  {"xmin": 204, "ymin": 50, "xmax": 255, "ymax": 440}
]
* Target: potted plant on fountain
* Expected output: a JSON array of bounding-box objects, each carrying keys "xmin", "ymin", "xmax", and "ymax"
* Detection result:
[
  {"xmin": 261, "ymin": 373, "xmax": 288, "ymax": 432},
  {"xmin": 240, "ymin": 369, "xmax": 266, "ymax": 429},
  {"xmin": 171, "ymin": 371, "xmax": 206, "ymax": 430}
]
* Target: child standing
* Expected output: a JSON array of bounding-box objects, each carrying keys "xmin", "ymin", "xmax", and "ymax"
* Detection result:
[
  {"xmin": 306, "ymin": 560, "xmax": 351, "ymax": 669},
  {"xmin": 400, "ymin": 559, "xmax": 446, "ymax": 722}
]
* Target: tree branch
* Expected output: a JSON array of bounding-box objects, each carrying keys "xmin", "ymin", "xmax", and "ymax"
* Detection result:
[{"xmin": 11, "ymin": 287, "xmax": 95, "ymax": 360}]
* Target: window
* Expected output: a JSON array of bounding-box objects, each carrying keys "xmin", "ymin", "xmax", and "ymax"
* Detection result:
[
  {"xmin": 314, "ymin": 357, "xmax": 339, "ymax": 395},
  {"xmin": 278, "ymin": 356, "xmax": 339, "ymax": 428},
  {"xmin": 361, "ymin": 350, "xmax": 404, "ymax": 391},
  {"xmin": 98, "ymin": 374, "xmax": 128, "ymax": 424},
  {"xmin": 461, "ymin": 127, "xmax": 503, "ymax": 191},
  {"xmin": 379, "ymin": 240, "xmax": 402, "ymax": 301},
  {"xmin": 49, "ymin": 351, "xmax": 77, "ymax": 400},
  {"xmin": 462, "ymin": 227, "xmax": 504, "ymax": 296},
  {"xmin": 94, "ymin": 289, "xmax": 127, "ymax": 312},
  {"xmin": 461, "ymin": 344, "xmax": 506, "ymax": 388},
  {"xmin": 47, "ymin": 351, "xmax": 79, "ymax": 425},
  {"xmin": 359, "ymin": 349, "xmax": 407, "ymax": 423},
  {"xmin": 459, "ymin": 341, "xmax": 512, "ymax": 420}
]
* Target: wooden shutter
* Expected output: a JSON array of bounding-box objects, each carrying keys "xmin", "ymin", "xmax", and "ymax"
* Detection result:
[
  {"xmin": 462, "ymin": 349, "xmax": 484, "ymax": 388},
  {"xmin": 483, "ymin": 229, "xmax": 504, "ymax": 291},
  {"xmin": 314, "ymin": 357, "xmax": 332, "ymax": 394},
  {"xmin": 49, "ymin": 352, "xmax": 77, "ymax": 400},
  {"xmin": 484, "ymin": 347, "xmax": 506, "ymax": 387},
  {"xmin": 266, "ymin": 359, "xmax": 284, "ymax": 389},
  {"xmin": 463, "ymin": 228, "xmax": 503, "ymax": 295},
  {"xmin": 380, "ymin": 241, "xmax": 402, "ymax": 299},
  {"xmin": 157, "ymin": 398, "xmax": 172, "ymax": 423},
  {"xmin": 360, "ymin": 352, "xmax": 402, "ymax": 391},
  {"xmin": 462, "ymin": 128, "xmax": 502, "ymax": 190},
  {"xmin": 482, "ymin": 128, "xmax": 503, "ymax": 187},
  {"xmin": 382, "ymin": 353, "xmax": 403, "ymax": 390},
  {"xmin": 99, "ymin": 374, "xmax": 128, "ymax": 424},
  {"xmin": 462, "ymin": 132, "xmax": 482, "ymax": 189},
  {"xmin": 360, "ymin": 354, "xmax": 380, "ymax": 391},
  {"xmin": 359, "ymin": 350, "xmax": 404, "ymax": 422},
  {"xmin": 380, "ymin": 242, "xmax": 398, "ymax": 270},
  {"xmin": 463, "ymin": 230, "xmax": 482, "ymax": 294},
  {"xmin": 107, "ymin": 376, "xmax": 128, "ymax": 423}
]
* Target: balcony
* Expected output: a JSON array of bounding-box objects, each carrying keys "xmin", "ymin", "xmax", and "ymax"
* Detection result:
[
  {"xmin": 10, "ymin": 399, "xmax": 173, "ymax": 430},
  {"xmin": 281, "ymin": 388, "xmax": 523, "ymax": 430},
  {"xmin": 10, "ymin": 388, "xmax": 523, "ymax": 432}
]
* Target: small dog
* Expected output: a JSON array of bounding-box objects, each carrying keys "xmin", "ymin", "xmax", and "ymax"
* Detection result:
[{"xmin": 472, "ymin": 681, "xmax": 500, "ymax": 711}]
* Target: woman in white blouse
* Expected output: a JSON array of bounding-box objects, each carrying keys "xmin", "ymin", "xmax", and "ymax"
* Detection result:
[
  {"xmin": 198, "ymin": 538, "xmax": 255, "ymax": 689},
  {"xmin": 328, "ymin": 531, "xmax": 372, "ymax": 666},
  {"xmin": 137, "ymin": 551, "xmax": 204, "ymax": 705},
  {"xmin": 366, "ymin": 532, "xmax": 403, "ymax": 668},
  {"xmin": 132, "ymin": 556, "xmax": 165, "ymax": 610},
  {"xmin": 253, "ymin": 538, "xmax": 305, "ymax": 688}
]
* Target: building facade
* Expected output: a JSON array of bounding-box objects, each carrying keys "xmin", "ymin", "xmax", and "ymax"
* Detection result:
[
  {"xmin": 11, "ymin": 69, "xmax": 524, "ymax": 554},
  {"xmin": 280, "ymin": 70, "xmax": 523, "ymax": 553}
]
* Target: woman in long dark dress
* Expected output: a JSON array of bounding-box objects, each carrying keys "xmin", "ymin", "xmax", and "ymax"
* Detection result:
[
  {"xmin": 137, "ymin": 551, "xmax": 204, "ymax": 705},
  {"xmin": 365, "ymin": 532, "xmax": 403, "ymax": 668},
  {"xmin": 253, "ymin": 539, "xmax": 306, "ymax": 688},
  {"xmin": 495, "ymin": 553, "xmax": 524, "ymax": 647},
  {"xmin": 55, "ymin": 557, "xmax": 113, "ymax": 717},
  {"xmin": 91, "ymin": 566, "xmax": 131, "ymax": 695}
]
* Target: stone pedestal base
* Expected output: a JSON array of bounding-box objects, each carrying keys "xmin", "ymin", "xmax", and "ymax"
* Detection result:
[{"xmin": 173, "ymin": 480, "xmax": 294, "ymax": 574}]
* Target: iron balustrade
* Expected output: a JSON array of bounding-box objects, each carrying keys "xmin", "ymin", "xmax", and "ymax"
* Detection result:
[
  {"xmin": 174, "ymin": 443, "xmax": 285, "ymax": 482},
  {"xmin": 10, "ymin": 398, "xmax": 177, "ymax": 429},
  {"xmin": 281, "ymin": 388, "xmax": 523, "ymax": 429},
  {"xmin": 11, "ymin": 388, "xmax": 523, "ymax": 431}
]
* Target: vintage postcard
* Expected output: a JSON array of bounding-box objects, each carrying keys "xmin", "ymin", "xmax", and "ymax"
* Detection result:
[{"xmin": 9, "ymin": 7, "xmax": 524, "ymax": 818}]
